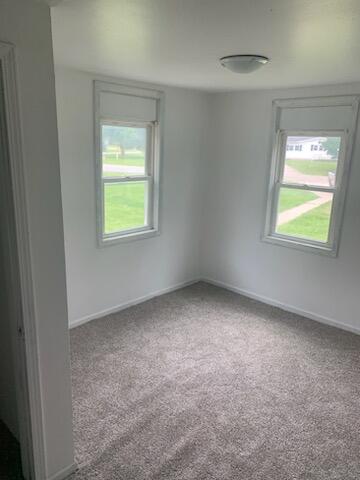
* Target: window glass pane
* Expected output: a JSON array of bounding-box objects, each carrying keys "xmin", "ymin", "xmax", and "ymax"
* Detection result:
[
  {"xmin": 283, "ymin": 136, "xmax": 341, "ymax": 187},
  {"xmin": 275, "ymin": 187, "xmax": 333, "ymax": 243},
  {"xmin": 102, "ymin": 125, "xmax": 146, "ymax": 178},
  {"xmin": 104, "ymin": 182, "xmax": 148, "ymax": 234}
]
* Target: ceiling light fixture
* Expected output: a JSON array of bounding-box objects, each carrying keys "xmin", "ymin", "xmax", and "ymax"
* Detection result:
[{"xmin": 220, "ymin": 54, "xmax": 269, "ymax": 73}]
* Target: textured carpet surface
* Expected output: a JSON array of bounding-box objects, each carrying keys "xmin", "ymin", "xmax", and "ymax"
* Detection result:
[{"xmin": 70, "ymin": 282, "xmax": 360, "ymax": 479}]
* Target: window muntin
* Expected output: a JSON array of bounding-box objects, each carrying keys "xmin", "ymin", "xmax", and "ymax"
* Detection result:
[
  {"xmin": 266, "ymin": 130, "xmax": 347, "ymax": 252},
  {"xmin": 99, "ymin": 121, "xmax": 157, "ymax": 241}
]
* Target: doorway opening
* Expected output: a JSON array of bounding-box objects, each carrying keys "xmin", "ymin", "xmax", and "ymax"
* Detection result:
[{"xmin": 0, "ymin": 43, "xmax": 46, "ymax": 480}]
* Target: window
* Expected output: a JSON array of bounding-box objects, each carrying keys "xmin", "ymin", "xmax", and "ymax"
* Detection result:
[
  {"xmin": 101, "ymin": 123, "xmax": 154, "ymax": 236},
  {"xmin": 263, "ymin": 96, "xmax": 359, "ymax": 256},
  {"xmin": 95, "ymin": 81, "xmax": 163, "ymax": 245},
  {"xmin": 274, "ymin": 132, "xmax": 343, "ymax": 246}
]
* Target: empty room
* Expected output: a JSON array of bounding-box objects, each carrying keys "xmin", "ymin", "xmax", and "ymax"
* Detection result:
[{"xmin": 1, "ymin": 1, "xmax": 360, "ymax": 479}]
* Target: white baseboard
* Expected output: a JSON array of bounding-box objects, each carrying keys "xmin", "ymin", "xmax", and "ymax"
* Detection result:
[
  {"xmin": 69, "ymin": 275, "xmax": 360, "ymax": 336},
  {"xmin": 47, "ymin": 463, "xmax": 76, "ymax": 480},
  {"xmin": 69, "ymin": 278, "xmax": 199, "ymax": 329},
  {"xmin": 201, "ymin": 277, "xmax": 360, "ymax": 336}
]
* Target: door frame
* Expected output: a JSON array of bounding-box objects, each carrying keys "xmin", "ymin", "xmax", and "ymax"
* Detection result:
[{"xmin": 0, "ymin": 41, "xmax": 46, "ymax": 480}]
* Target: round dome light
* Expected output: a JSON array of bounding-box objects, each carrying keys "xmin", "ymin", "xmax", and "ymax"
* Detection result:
[{"xmin": 220, "ymin": 55, "xmax": 269, "ymax": 73}]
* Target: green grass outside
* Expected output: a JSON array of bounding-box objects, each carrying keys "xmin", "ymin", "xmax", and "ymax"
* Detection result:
[
  {"xmin": 102, "ymin": 157, "xmax": 332, "ymax": 241},
  {"xmin": 104, "ymin": 183, "xmax": 146, "ymax": 234},
  {"xmin": 286, "ymin": 159, "xmax": 337, "ymax": 176},
  {"xmin": 277, "ymin": 201, "xmax": 332, "ymax": 242},
  {"xmin": 278, "ymin": 188, "xmax": 317, "ymax": 213},
  {"xmin": 103, "ymin": 171, "xmax": 132, "ymax": 178},
  {"xmin": 102, "ymin": 152, "xmax": 145, "ymax": 167}
]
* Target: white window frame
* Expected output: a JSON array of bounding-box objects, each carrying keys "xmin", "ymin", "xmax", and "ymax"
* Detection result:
[
  {"xmin": 94, "ymin": 81, "xmax": 163, "ymax": 246},
  {"xmin": 263, "ymin": 96, "xmax": 359, "ymax": 257}
]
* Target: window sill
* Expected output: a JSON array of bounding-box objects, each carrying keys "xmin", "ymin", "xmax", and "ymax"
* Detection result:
[
  {"xmin": 261, "ymin": 233, "xmax": 338, "ymax": 257},
  {"xmin": 98, "ymin": 228, "xmax": 160, "ymax": 247}
]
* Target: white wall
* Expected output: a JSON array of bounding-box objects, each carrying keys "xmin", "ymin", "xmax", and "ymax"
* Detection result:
[
  {"xmin": 201, "ymin": 83, "xmax": 360, "ymax": 333},
  {"xmin": 55, "ymin": 68, "xmax": 208, "ymax": 325},
  {"xmin": 0, "ymin": 0, "xmax": 74, "ymax": 478},
  {"xmin": 57, "ymin": 71, "xmax": 360, "ymax": 334}
]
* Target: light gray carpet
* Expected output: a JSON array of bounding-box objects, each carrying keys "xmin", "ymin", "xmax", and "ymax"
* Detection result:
[{"xmin": 70, "ymin": 282, "xmax": 360, "ymax": 479}]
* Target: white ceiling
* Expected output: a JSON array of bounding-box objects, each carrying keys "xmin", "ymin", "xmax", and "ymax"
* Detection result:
[{"xmin": 51, "ymin": 0, "xmax": 360, "ymax": 91}]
